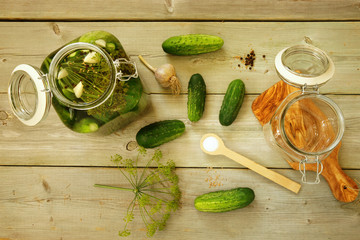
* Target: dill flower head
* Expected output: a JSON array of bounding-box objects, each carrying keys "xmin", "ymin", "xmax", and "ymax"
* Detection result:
[{"xmin": 95, "ymin": 147, "xmax": 181, "ymax": 238}]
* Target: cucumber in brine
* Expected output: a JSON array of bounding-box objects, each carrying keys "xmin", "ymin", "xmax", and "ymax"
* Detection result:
[{"xmin": 72, "ymin": 117, "xmax": 100, "ymax": 133}]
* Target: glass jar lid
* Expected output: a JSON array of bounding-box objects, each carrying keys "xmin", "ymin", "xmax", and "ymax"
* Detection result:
[
  {"xmin": 275, "ymin": 45, "xmax": 335, "ymax": 88},
  {"xmin": 8, "ymin": 64, "xmax": 52, "ymax": 126},
  {"xmin": 8, "ymin": 43, "xmax": 119, "ymax": 126}
]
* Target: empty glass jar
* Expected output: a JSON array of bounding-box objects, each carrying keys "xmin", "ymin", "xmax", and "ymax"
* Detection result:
[
  {"xmin": 263, "ymin": 45, "xmax": 345, "ymax": 183},
  {"xmin": 8, "ymin": 31, "xmax": 148, "ymax": 134}
]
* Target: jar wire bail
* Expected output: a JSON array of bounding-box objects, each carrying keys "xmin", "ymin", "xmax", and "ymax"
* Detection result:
[
  {"xmin": 39, "ymin": 73, "xmax": 51, "ymax": 93},
  {"xmin": 301, "ymin": 83, "xmax": 320, "ymax": 94},
  {"xmin": 114, "ymin": 58, "xmax": 138, "ymax": 81},
  {"xmin": 299, "ymin": 156, "xmax": 323, "ymax": 184}
]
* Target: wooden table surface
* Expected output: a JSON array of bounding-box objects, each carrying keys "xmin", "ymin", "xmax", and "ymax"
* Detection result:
[{"xmin": 1, "ymin": 1, "xmax": 360, "ymax": 239}]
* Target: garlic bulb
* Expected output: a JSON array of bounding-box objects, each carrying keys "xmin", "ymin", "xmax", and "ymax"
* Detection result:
[{"xmin": 138, "ymin": 55, "xmax": 181, "ymax": 95}]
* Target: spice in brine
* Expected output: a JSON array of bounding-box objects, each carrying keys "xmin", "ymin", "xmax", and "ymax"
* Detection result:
[{"xmin": 55, "ymin": 50, "xmax": 111, "ymax": 104}]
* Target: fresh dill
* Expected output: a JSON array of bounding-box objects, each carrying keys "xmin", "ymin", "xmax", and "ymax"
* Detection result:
[
  {"xmin": 56, "ymin": 50, "xmax": 111, "ymax": 103},
  {"xmin": 94, "ymin": 147, "xmax": 181, "ymax": 238}
]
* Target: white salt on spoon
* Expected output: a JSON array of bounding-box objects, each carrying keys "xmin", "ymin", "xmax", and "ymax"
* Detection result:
[
  {"xmin": 202, "ymin": 136, "xmax": 219, "ymax": 152},
  {"xmin": 200, "ymin": 133, "xmax": 301, "ymax": 194}
]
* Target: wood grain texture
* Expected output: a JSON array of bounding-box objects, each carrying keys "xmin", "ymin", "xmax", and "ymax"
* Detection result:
[
  {"xmin": 252, "ymin": 81, "xmax": 359, "ymax": 202},
  {"xmin": 283, "ymin": 98, "xmax": 358, "ymax": 202},
  {"xmin": 252, "ymin": 81, "xmax": 298, "ymax": 125},
  {"xmin": 288, "ymin": 144, "xmax": 359, "ymax": 202},
  {"xmin": 0, "ymin": 167, "xmax": 359, "ymax": 240},
  {"xmin": 0, "ymin": 10, "xmax": 359, "ymax": 240},
  {"xmin": 1, "ymin": 22, "xmax": 360, "ymax": 94},
  {"xmin": 1, "ymin": 93, "xmax": 359, "ymax": 169},
  {"xmin": 1, "ymin": 0, "xmax": 360, "ymax": 20}
]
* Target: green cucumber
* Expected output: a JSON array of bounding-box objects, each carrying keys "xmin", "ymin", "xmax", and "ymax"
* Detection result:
[
  {"xmin": 72, "ymin": 117, "xmax": 99, "ymax": 133},
  {"xmin": 51, "ymin": 98, "xmax": 76, "ymax": 128},
  {"xmin": 194, "ymin": 187, "xmax": 255, "ymax": 213},
  {"xmin": 219, "ymin": 79, "xmax": 245, "ymax": 126},
  {"xmin": 79, "ymin": 31, "xmax": 122, "ymax": 50},
  {"xmin": 136, "ymin": 120, "xmax": 185, "ymax": 148},
  {"xmin": 187, "ymin": 73, "xmax": 206, "ymax": 122},
  {"xmin": 162, "ymin": 34, "xmax": 224, "ymax": 56}
]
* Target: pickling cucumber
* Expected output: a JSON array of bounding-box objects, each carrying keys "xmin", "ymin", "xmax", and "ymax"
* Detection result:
[
  {"xmin": 78, "ymin": 31, "xmax": 122, "ymax": 51},
  {"xmin": 219, "ymin": 79, "xmax": 245, "ymax": 126},
  {"xmin": 72, "ymin": 117, "xmax": 100, "ymax": 133},
  {"xmin": 187, "ymin": 73, "xmax": 206, "ymax": 122},
  {"xmin": 136, "ymin": 120, "xmax": 185, "ymax": 148},
  {"xmin": 51, "ymin": 98, "xmax": 76, "ymax": 129},
  {"xmin": 162, "ymin": 34, "xmax": 224, "ymax": 56},
  {"xmin": 194, "ymin": 187, "xmax": 255, "ymax": 213}
]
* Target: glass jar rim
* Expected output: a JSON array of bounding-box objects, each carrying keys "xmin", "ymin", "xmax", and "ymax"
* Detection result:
[
  {"xmin": 279, "ymin": 91, "xmax": 345, "ymax": 157},
  {"xmin": 275, "ymin": 45, "xmax": 335, "ymax": 88},
  {"xmin": 282, "ymin": 45, "xmax": 330, "ymax": 77},
  {"xmin": 8, "ymin": 64, "xmax": 52, "ymax": 126},
  {"xmin": 48, "ymin": 42, "xmax": 116, "ymax": 110}
]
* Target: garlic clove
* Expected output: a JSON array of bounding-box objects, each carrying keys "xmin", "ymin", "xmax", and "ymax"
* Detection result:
[
  {"xmin": 84, "ymin": 51, "xmax": 100, "ymax": 64},
  {"xmin": 57, "ymin": 68, "xmax": 68, "ymax": 79},
  {"xmin": 95, "ymin": 39, "xmax": 107, "ymax": 48},
  {"xmin": 73, "ymin": 81, "xmax": 84, "ymax": 98}
]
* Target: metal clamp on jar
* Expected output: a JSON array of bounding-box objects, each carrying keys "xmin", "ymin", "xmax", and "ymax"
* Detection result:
[{"xmin": 263, "ymin": 45, "xmax": 345, "ymax": 184}]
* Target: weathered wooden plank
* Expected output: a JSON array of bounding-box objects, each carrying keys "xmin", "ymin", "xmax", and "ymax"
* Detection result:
[
  {"xmin": 1, "ymin": 0, "xmax": 360, "ymax": 21},
  {"xmin": 0, "ymin": 167, "xmax": 359, "ymax": 240},
  {"xmin": 0, "ymin": 22, "xmax": 360, "ymax": 94},
  {"xmin": 1, "ymin": 93, "xmax": 359, "ymax": 169}
]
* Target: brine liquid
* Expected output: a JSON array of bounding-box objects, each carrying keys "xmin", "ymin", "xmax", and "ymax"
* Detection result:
[
  {"xmin": 40, "ymin": 31, "xmax": 147, "ymax": 134},
  {"xmin": 56, "ymin": 50, "xmax": 111, "ymax": 104}
]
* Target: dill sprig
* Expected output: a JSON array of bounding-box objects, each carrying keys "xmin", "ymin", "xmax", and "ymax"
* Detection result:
[
  {"xmin": 56, "ymin": 50, "xmax": 111, "ymax": 103},
  {"xmin": 57, "ymin": 49, "xmax": 134, "ymax": 119},
  {"xmin": 94, "ymin": 147, "xmax": 181, "ymax": 238}
]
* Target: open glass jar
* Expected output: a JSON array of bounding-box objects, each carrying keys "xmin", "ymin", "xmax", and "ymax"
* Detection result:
[
  {"xmin": 8, "ymin": 31, "xmax": 148, "ymax": 134},
  {"xmin": 263, "ymin": 45, "xmax": 345, "ymax": 183}
]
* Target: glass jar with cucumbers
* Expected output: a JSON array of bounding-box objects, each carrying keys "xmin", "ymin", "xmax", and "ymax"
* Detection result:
[{"xmin": 8, "ymin": 31, "xmax": 148, "ymax": 134}]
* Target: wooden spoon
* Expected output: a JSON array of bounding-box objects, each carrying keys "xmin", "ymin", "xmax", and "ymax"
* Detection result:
[{"xmin": 200, "ymin": 133, "xmax": 301, "ymax": 194}]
